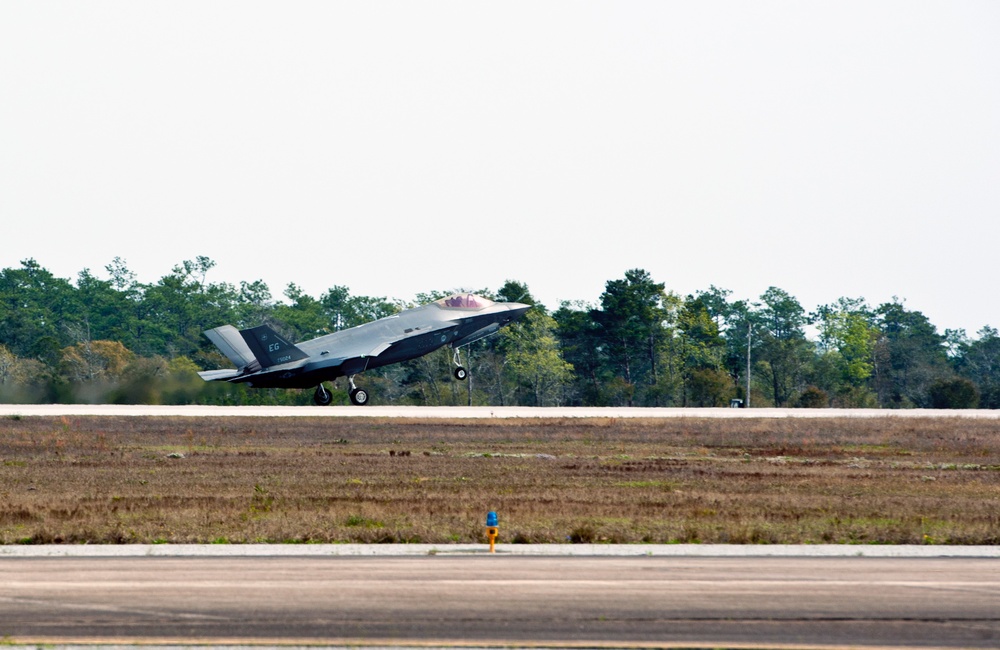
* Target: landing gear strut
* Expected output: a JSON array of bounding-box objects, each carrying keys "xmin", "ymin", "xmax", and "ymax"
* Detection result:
[
  {"xmin": 348, "ymin": 375, "xmax": 369, "ymax": 406},
  {"xmin": 453, "ymin": 348, "xmax": 468, "ymax": 381},
  {"xmin": 313, "ymin": 383, "xmax": 333, "ymax": 406}
]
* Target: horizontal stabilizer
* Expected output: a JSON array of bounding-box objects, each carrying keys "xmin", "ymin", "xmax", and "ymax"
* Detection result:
[
  {"xmin": 239, "ymin": 325, "xmax": 309, "ymax": 369},
  {"xmin": 198, "ymin": 368, "xmax": 242, "ymax": 382},
  {"xmin": 204, "ymin": 325, "xmax": 258, "ymax": 370}
]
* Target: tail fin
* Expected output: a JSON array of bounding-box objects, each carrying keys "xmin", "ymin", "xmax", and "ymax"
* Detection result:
[{"xmin": 239, "ymin": 325, "xmax": 309, "ymax": 368}]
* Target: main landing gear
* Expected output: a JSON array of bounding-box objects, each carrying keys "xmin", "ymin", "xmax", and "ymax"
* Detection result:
[
  {"xmin": 348, "ymin": 375, "xmax": 369, "ymax": 406},
  {"xmin": 312, "ymin": 378, "xmax": 369, "ymax": 406},
  {"xmin": 314, "ymin": 383, "xmax": 333, "ymax": 406},
  {"xmin": 453, "ymin": 348, "xmax": 468, "ymax": 381}
]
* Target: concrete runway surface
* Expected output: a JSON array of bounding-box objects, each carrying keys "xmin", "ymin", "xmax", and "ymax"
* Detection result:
[
  {"xmin": 3, "ymin": 404, "xmax": 1000, "ymax": 418},
  {"xmin": 2, "ymin": 555, "xmax": 998, "ymax": 648}
]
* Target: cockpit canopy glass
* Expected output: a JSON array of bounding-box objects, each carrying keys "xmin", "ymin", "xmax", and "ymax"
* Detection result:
[{"xmin": 435, "ymin": 293, "xmax": 495, "ymax": 310}]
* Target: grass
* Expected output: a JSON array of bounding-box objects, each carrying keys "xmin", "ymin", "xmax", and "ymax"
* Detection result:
[{"xmin": 0, "ymin": 415, "xmax": 997, "ymax": 544}]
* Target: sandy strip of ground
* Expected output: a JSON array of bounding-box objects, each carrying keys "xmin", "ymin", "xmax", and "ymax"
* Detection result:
[
  {"xmin": 2, "ymin": 404, "xmax": 1000, "ymax": 418},
  {"xmin": 2, "ymin": 543, "xmax": 998, "ymax": 557}
]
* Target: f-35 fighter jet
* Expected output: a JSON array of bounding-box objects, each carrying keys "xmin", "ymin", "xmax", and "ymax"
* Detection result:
[{"xmin": 199, "ymin": 293, "xmax": 531, "ymax": 405}]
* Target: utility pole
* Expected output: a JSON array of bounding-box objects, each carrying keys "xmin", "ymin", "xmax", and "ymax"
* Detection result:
[
  {"xmin": 467, "ymin": 346, "xmax": 474, "ymax": 406},
  {"xmin": 746, "ymin": 323, "xmax": 752, "ymax": 408}
]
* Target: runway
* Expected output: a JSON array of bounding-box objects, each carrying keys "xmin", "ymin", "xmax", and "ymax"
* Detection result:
[
  {"xmin": 2, "ymin": 553, "xmax": 998, "ymax": 648},
  {"xmin": 3, "ymin": 404, "xmax": 1000, "ymax": 418},
  {"xmin": 2, "ymin": 407, "xmax": 997, "ymax": 648}
]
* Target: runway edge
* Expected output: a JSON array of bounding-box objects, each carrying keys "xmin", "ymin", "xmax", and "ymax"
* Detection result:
[{"xmin": 2, "ymin": 543, "xmax": 998, "ymax": 557}]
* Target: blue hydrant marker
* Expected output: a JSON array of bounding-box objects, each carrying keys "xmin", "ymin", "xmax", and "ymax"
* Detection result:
[{"xmin": 486, "ymin": 511, "xmax": 499, "ymax": 553}]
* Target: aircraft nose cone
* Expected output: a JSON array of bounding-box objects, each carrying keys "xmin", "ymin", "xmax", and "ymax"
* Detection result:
[{"xmin": 506, "ymin": 303, "xmax": 532, "ymax": 320}]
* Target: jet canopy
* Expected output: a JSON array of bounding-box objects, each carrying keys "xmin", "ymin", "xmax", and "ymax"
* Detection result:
[{"xmin": 434, "ymin": 293, "xmax": 495, "ymax": 310}]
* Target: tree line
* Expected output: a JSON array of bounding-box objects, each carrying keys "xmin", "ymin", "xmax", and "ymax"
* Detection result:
[{"xmin": 1, "ymin": 258, "xmax": 996, "ymax": 408}]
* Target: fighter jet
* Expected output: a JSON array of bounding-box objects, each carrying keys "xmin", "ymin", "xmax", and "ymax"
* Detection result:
[{"xmin": 198, "ymin": 293, "xmax": 531, "ymax": 405}]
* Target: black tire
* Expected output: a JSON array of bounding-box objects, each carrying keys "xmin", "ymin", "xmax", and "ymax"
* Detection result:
[
  {"xmin": 313, "ymin": 384, "xmax": 333, "ymax": 406},
  {"xmin": 453, "ymin": 366, "xmax": 468, "ymax": 381},
  {"xmin": 349, "ymin": 387, "xmax": 370, "ymax": 406}
]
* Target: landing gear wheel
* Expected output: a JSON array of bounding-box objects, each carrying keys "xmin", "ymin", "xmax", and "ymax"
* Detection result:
[
  {"xmin": 313, "ymin": 384, "xmax": 333, "ymax": 406},
  {"xmin": 349, "ymin": 387, "xmax": 370, "ymax": 406},
  {"xmin": 453, "ymin": 366, "xmax": 468, "ymax": 381}
]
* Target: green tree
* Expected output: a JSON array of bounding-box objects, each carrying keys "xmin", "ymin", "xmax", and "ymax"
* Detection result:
[
  {"xmin": 272, "ymin": 283, "xmax": 330, "ymax": 340},
  {"xmin": 873, "ymin": 299, "xmax": 949, "ymax": 408},
  {"xmin": 501, "ymin": 308, "xmax": 573, "ymax": 406},
  {"xmin": 713, "ymin": 297, "xmax": 756, "ymax": 404},
  {"xmin": 141, "ymin": 258, "xmax": 243, "ymax": 358},
  {"xmin": 812, "ymin": 298, "xmax": 879, "ymax": 406},
  {"xmin": 320, "ymin": 285, "xmax": 398, "ymax": 331},
  {"xmin": 755, "ymin": 287, "xmax": 813, "ymax": 407},
  {"xmin": 685, "ymin": 367, "xmax": 736, "ymax": 406},
  {"xmin": 928, "ymin": 377, "xmax": 979, "ymax": 409},
  {"xmin": 953, "ymin": 326, "xmax": 1000, "ymax": 408},
  {"xmin": 496, "ymin": 279, "xmax": 536, "ymax": 306},
  {"xmin": 74, "ymin": 269, "xmax": 124, "ymax": 343},
  {"xmin": 0, "ymin": 259, "xmax": 80, "ymax": 362},
  {"xmin": 676, "ymin": 295, "xmax": 727, "ymax": 406},
  {"xmin": 97, "ymin": 257, "xmax": 151, "ymax": 354},
  {"xmin": 796, "ymin": 385, "xmax": 830, "ymax": 408},
  {"xmin": 592, "ymin": 269, "xmax": 669, "ymax": 405},
  {"xmin": 696, "ymin": 285, "xmax": 733, "ymax": 330},
  {"xmin": 552, "ymin": 302, "xmax": 607, "ymax": 405},
  {"xmin": 235, "ymin": 279, "xmax": 274, "ymax": 327}
]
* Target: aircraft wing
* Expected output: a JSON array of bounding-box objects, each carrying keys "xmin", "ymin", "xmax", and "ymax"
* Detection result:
[
  {"xmin": 372, "ymin": 320, "xmax": 459, "ymax": 354},
  {"xmin": 366, "ymin": 341, "xmax": 394, "ymax": 357},
  {"xmin": 328, "ymin": 319, "xmax": 459, "ymax": 359},
  {"xmin": 323, "ymin": 320, "xmax": 460, "ymax": 376}
]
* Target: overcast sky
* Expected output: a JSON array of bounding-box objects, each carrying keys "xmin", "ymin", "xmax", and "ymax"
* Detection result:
[{"xmin": 2, "ymin": 2, "xmax": 998, "ymax": 334}]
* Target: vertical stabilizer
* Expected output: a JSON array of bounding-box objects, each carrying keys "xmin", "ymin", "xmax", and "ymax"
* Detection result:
[{"xmin": 239, "ymin": 325, "xmax": 309, "ymax": 368}]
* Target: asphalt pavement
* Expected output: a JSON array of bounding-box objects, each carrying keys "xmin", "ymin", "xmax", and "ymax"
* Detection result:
[{"xmin": 2, "ymin": 552, "xmax": 998, "ymax": 648}]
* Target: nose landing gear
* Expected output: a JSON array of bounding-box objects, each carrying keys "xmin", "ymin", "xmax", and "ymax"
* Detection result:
[{"xmin": 453, "ymin": 348, "xmax": 468, "ymax": 381}]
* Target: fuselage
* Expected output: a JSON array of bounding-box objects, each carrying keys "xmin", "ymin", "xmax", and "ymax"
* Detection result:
[{"xmin": 236, "ymin": 296, "xmax": 530, "ymax": 389}]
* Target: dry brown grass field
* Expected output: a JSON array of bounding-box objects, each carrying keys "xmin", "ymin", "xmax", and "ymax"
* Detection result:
[{"xmin": 0, "ymin": 415, "xmax": 998, "ymax": 545}]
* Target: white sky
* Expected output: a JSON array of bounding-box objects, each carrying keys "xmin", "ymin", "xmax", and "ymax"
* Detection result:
[{"xmin": 2, "ymin": 1, "xmax": 998, "ymax": 334}]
